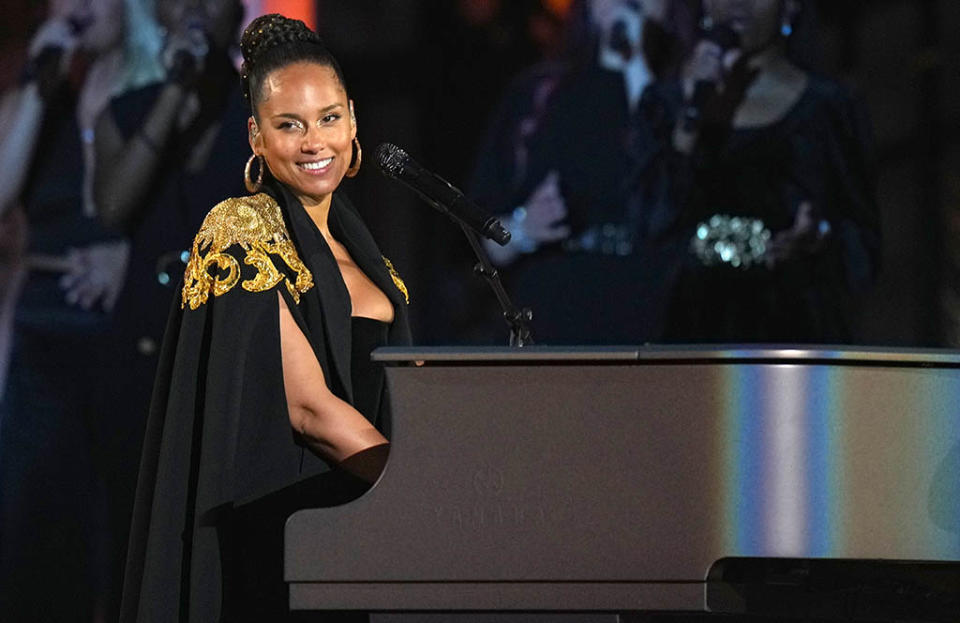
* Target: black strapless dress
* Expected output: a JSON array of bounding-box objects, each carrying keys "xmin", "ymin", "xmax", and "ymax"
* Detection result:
[{"xmin": 349, "ymin": 316, "xmax": 389, "ymax": 427}]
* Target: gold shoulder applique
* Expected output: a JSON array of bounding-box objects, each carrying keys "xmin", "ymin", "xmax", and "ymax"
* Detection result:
[
  {"xmin": 382, "ymin": 255, "xmax": 409, "ymax": 304},
  {"xmin": 181, "ymin": 193, "xmax": 314, "ymax": 310}
]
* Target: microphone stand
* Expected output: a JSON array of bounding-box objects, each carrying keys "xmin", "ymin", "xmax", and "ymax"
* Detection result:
[{"xmin": 458, "ymin": 223, "xmax": 534, "ymax": 347}]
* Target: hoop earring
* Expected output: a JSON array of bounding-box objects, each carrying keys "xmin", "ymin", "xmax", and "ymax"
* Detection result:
[
  {"xmin": 245, "ymin": 154, "xmax": 264, "ymax": 193},
  {"xmin": 345, "ymin": 137, "xmax": 362, "ymax": 178}
]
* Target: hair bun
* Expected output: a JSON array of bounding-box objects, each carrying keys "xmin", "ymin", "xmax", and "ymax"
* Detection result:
[
  {"xmin": 239, "ymin": 13, "xmax": 346, "ymax": 106},
  {"xmin": 240, "ymin": 14, "xmax": 322, "ymax": 70}
]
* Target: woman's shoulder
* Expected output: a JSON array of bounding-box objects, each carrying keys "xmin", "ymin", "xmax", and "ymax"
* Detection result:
[
  {"xmin": 197, "ymin": 193, "xmax": 287, "ymax": 242},
  {"xmin": 181, "ymin": 193, "xmax": 314, "ymax": 310},
  {"xmin": 794, "ymin": 73, "xmax": 866, "ymax": 121}
]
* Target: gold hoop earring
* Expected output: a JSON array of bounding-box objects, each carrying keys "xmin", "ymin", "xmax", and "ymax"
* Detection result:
[
  {"xmin": 245, "ymin": 154, "xmax": 264, "ymax": 193},
  {"xmin": 345, "ymin": 137, "xmax": 362, "ymax": 178}
]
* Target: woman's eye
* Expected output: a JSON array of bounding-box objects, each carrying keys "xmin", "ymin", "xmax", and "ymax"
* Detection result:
[
  {"xmin": 278, "ymin": 121, "xmax": 303, "ymax": 131},
  {"xmin": 321, "ymin": 114, "xmax": 341, "ymax": 124}
]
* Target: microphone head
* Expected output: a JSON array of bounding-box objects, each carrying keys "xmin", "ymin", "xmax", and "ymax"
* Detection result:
[{"xmin": 374, "ymin": 142, "xmax": 409, "ymax": 178}]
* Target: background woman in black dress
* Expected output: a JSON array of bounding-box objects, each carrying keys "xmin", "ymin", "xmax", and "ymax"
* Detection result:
[
  {"xmin": 0, "ymin": 0, "xmax": 131, "ymax": 619},
  {"xmin": 467, "ymin": 0, "xmax": 699, "ymax": 344},
  {"xmin": 663, "ymin": 0, "xmax": 880, "ymax": 342}
]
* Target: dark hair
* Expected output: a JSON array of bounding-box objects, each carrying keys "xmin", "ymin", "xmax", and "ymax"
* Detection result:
[{"xmin": 239, "ymin": 14, "xmax": 348, "ymax": 117}]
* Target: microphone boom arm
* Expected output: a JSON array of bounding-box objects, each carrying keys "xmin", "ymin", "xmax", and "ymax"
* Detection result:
[
  {"xmin": 458, "ymin": 223, "xmax": 534, "ymax": 347},
  {"xmin": 374, "ymin": 142, "xmax": 531, "ymax": 345}
]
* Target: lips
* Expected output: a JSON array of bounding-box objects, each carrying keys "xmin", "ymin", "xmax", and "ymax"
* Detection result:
[{"xmin": 297, "ymin": 157, "xmax": 333, "ymax": 173}]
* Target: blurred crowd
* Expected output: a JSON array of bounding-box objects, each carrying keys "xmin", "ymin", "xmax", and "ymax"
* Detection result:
[
  {"xmin": 0, "ymin": 0, "xmax": 881, "ymax": 620},
  {"xmin": 460, "ymin": 0, "xmax": 878, "ymax": 344}
]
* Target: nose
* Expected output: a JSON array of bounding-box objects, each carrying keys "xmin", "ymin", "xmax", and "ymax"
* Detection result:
[{"xmin": 300, "ymin": 125, "xmax": 324, "ymax": 153}]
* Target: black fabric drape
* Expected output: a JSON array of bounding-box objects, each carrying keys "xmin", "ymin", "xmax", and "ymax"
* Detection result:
[{"xmin": 120, "ymin": 184, "xmax": 411, "ymax": 622}]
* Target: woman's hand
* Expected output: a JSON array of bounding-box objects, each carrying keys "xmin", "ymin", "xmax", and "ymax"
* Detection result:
[
  {"xmin": 675, "ymin": 38, "xmax": 751, "ymax": 153},
  {"xmin": 765, "ymin": 202, "xmax": 828, "ymax": 268},
  {"xmin": 514, "ymin": 170, "xmax": 570, "ymax": 247},
  {"xmin": 27, "ymin": 17, "xmax": 80, "ymax": 71},
  {"xmin": 59, "ymin": 240, "xmax": 130, "ymax": 311},
  {"xmin": 161, "ymin": 17, "xmax": 209, "ymax": 87},
  {"xmin": 682, "ymin": 39, "xmax": 727, "ymax": 100},
  {"xmin": 485, "ymin": 171, "xmax": 570, "ymax": 266},
  {"xmin": 25, "ymin": 17, "xmax": 80, "ymax": 96}
]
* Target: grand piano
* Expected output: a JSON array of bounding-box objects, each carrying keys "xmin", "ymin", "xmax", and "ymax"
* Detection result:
[{"xmin": 285, "ymin": 346, "xmax": 960, "ymax": 621}]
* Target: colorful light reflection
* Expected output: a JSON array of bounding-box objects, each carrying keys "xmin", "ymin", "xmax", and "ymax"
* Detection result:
[{"xmin": 719, "ymin": 359, "xmax": 960, "ymax": 561}]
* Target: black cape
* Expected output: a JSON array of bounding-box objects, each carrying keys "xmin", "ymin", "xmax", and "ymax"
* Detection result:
[{"xmin": 120, "ymin": 183, "xmax": 411, "ymax": 622}]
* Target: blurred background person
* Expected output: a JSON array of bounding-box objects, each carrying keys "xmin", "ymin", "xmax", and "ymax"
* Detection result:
[
  {"xmin": 662, "ymin": 0, "xmax": 880, "ymax": 342},
  {"xmin": 465, "ymin": 0, "xmax": 699, "ymax": 344},
  {"xmin": 0, "ymin": 0, "xmax": 131, "ymax": 620},
  {"xmin": 379, "ymin": 0, "xmax": 568, "ymax": 344},
  {"xmin": 92, "ymin": 0, "xmax": 247, "ymax": 619},
  {"xmin": 91, "ymin": 0, "xmax": 247, "ymax": 571}
]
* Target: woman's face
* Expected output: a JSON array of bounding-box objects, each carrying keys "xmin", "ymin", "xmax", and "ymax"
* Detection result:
[
  {"xmin": 250, "ymin": 63, "xmax": 356, "ymax": 210},
  {"xmin": 704, "ymin": 0, "xmax": 788, "ymax": 52}
]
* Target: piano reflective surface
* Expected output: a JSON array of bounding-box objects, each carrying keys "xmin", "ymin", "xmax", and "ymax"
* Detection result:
[{"xmin": 286, "ymin": 347, "xmax": 960, "ymax": 620}]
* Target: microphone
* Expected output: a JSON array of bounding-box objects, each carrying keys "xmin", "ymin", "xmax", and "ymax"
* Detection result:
[
  {"xmin": 375, "ymin": 143, "xmax": 511, "ymax": 246},
  {"xmin": 23, "ymin": 15, "xmax": 90, "ymax": 96},
  {"xmin": 683, "ymin": 22, "xmax": 741, "ymax": 130}
]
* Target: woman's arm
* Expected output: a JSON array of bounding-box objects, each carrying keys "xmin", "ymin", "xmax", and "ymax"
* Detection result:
[
  {"xmin": 93, "ymin": 21, "xmax": 209, "ymax": 230},
  {"xmin": 0, "ymin": 87, "xmax": 45, "ymax": 216},
  {"xmin": 92, "ymin": 82, "xmax": 190, "ymax": 230},
  {"xmin": 277, "ymin": 292, "xmax": 388, "ymax": 483}
]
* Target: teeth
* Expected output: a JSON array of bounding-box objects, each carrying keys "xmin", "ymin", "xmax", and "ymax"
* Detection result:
[{"xmin": 300, "ymin": 158, "xmax": 332, "ymax": 170}]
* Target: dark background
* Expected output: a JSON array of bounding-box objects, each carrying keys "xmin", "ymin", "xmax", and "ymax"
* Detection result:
[{"xmin": 3, "ymin": 0, "xmax": 958, "ymax": 347}]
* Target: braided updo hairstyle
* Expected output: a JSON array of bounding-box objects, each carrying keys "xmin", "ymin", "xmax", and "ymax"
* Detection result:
[{"xmin": 239, "ymin": 14, "xmax": 348, "ymax": 119}]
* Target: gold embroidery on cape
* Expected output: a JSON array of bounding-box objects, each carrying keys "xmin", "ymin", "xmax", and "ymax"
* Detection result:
[
  {"xmin": 181, "ymin": 193, "xmax": 314, "ymax": 309},
  {"xmin": 382, "ymin": 256, "xmax": 409, "ymax": 304}
]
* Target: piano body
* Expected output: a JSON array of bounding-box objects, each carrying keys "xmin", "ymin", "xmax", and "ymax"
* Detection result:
[{"xmin": 285, "ymin": 347, "xmax": 960, "ymax": 620}]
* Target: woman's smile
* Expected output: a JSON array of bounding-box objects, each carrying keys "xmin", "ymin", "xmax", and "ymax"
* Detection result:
[
  {"xmin": 251, "ymin": 62, "xmax": 356, "ymax": 210},
  {"xmin": 298, "ymin": 157, "xmax": 334, "ymax": 174}
]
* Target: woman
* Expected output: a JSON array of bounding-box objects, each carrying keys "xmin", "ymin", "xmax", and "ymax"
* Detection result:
[
  {"xmin": 466, "ymin": 0, "xmax": 697, "ymax": 344},
  {"xmin": 91, "ymin": 2, "xmax": 249, "ymax": 580},
  {"xmin": 120, "ymin": 14, "xmax": 412, "ymax": 622},
  {"xmin": 0, "ymin": 0, "xmax": 130, "ymax": 619},
  {"xmin": 662, "ymin": 0, "xmax": 880, "ymax": 342}
]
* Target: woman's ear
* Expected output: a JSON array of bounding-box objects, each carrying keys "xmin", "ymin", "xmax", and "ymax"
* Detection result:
[
  {"xmin": 349, "ymin": 100, "xmax": 357, "ymax": 138},
  {"xmin": 248, "ymin": 116, "xmax": 261, "ymax": 152}
]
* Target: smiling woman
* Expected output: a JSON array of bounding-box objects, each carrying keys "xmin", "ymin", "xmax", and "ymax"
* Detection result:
[
  {"xmin": 251, "ymin": 63, "xmax": 357, "ymax": 210},
  {"xmin": 248, "ymin": 62, "xmax": 394, "ymax": 327},
  {"xmin": 120, "ymin": 13, "xmax": 411, "ymax": 623}
]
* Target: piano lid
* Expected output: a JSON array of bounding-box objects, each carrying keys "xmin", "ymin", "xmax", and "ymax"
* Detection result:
[{"xmin": 372, "ymin": 344, "xmax": 960, "ymax": 366}]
